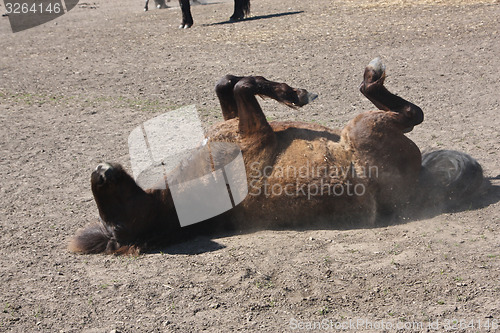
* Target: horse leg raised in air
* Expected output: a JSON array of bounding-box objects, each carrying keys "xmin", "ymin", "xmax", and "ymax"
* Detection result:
[{"xmin": 69, "ymin": 58, "xmax": 483, "ymax": 255}]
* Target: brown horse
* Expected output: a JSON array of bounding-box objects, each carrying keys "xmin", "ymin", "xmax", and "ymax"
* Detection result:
[
  {"xmin": 69, "ymin": 58, "xmax": 483, "ymax": 255},
  {"xmin": 144, "ymin": 0, "xmax": 251, "ymax": 29}
]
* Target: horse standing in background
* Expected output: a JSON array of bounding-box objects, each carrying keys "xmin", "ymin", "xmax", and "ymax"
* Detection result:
[
  {"xmin": 144, "ymin": 0, "xmax": 251, "ymax": 29},
  {"xmin": 144, "ymin": 0, "xmax": 169, "ymax": 11}
]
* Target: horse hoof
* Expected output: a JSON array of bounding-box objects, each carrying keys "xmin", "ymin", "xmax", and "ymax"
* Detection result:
[
  {"xmin": 307, "ymin": 92, "xmax": 319, "ymax": 103},
  {"xmin": 361, "ymin": 57, "xmax": 386, "ymax": 94},
  {"xmin": 294, "ymin": 89, "xmax": 318, "ymax": 107},
  {"xmin": 366, "ymin": 57, "xmax": 386, "ymax": 82},
  {"xmin": 229, "ymin": 15, "xmax": 244, "ymax": 22},
  {"xmin": 144, "ymin": 7, "xmax": 148, "ymax": 11}
]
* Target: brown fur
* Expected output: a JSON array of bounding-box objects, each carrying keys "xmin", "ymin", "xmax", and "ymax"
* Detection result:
[{"xmin": 69, "ymin": 59, "xmax": 482, "ymax": 255}]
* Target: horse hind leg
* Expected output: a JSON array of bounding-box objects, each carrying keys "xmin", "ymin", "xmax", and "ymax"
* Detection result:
[
  {"xmin": 144, "ymin": 0, "xmax": 149, "ymax": 11},
  {"xmin": 178, "ymin": 0, "xmax": 194, "ymax": 28},
  {"xmin": 360, "ymin": 57, "xmax": 424, "ymax": 132}
]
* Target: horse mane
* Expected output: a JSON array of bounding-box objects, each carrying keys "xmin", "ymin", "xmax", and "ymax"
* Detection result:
[{"xmin": 68, "ymin": 223, "xmax": 141, "ymax": 255}]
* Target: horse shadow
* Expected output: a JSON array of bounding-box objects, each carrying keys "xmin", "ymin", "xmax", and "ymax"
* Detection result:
[
  {"xmin": 386, "ymin": 176, "xmax": 500, "ymax": 225},
  {"xmin": 156, "ymin": 177, "xmax": 500, "ymax": 255},
  {"xmin": 203, "ymin": 11, "xmax": 304, "ymax": 27},
  {"xmin": 153, "ymin": 236, "xmax": 227, "ymax": 255}
]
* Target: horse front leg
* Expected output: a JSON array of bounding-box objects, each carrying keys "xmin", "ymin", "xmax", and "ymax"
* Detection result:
[
  {"xmin": 144, "ymin": 0, "xmax": 149, "ymax": 11},
  {"xmin": 215, "ymin": 75, "xmax": 244, "ymax": 120},
  {"xmin": 230, "ymin": 76, "xmax": 317, "ymax": 136},
  {"xmin": 230, "ymin": 0, "xmax": 250, "ymax": 21},
  {"xmin": 178, "ymin": 0, "xmax": 194, "ymax": 28},
  {"xmin": 216, "ymin": 74, "xmax": 317, "ymax": 129},
  {"xmin": 216, "ymin": 75, "xmax": 316, "ymax": 121}
]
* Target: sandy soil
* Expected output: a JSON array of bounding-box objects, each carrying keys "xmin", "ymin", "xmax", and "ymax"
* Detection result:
[{"xmin": 0, "ymin": 0, "xmax": 499, "ymax": 331}]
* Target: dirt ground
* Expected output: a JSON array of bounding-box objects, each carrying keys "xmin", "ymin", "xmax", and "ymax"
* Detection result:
[{"xmin": 1, "ymin": 0, "xmax": 499, "ymax": 331}]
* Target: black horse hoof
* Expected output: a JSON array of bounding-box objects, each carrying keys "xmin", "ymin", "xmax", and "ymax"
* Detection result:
[{"xmin": 229, "ymin": 14, "xmax": 244, "ymax": 22}]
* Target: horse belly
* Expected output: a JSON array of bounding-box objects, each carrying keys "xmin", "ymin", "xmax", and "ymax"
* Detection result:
[{"xmin": 239, "ymin": 139, "xmax": 377, "ymax": 227}]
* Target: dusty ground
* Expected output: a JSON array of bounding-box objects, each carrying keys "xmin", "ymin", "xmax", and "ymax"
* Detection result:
[{"xmin": 1, "ymin": 0, "xmax": 499, "ymax": 331}]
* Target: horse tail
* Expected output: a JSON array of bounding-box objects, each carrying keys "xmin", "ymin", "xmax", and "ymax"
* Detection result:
[
  {"xmin": 68, "ymin": 223, "xmax": 139, "ymax": 255},
  {"xmin": 242, "ymin": 0, "xmax": 250, "ymax": 17},
  {"xmin": 416, "ymin": 150, "xmax": 483, "ymax": 211}
]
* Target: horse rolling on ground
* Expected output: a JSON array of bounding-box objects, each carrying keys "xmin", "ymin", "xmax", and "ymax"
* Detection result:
[
  {"xmin": 69, "ymin": 58, "xmax": 484, "ymax": 255},
  {"xmin": 144, "ymin": 0, "xmax": 251, "ymax": 29}
]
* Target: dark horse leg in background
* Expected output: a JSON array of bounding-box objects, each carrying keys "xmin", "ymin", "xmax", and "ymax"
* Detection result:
[
  {"xmin": 179, "ymin": 0, "xmax": 194, "ymax": 29},
  {"xmin": 230, "ymin": 0, "xmax": 251, "ymax": 21},
  {"xmin": 179, "ymin": 0, "xmax": 251, "ymax": 29}
]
